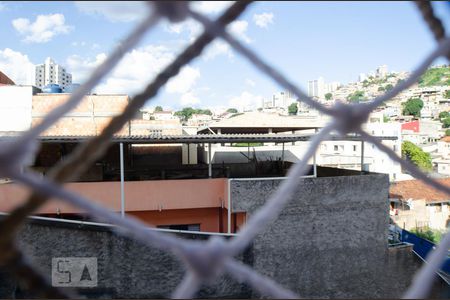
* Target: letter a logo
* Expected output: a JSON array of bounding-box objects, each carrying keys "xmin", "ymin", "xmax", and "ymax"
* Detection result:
[{"xmin": 80, "ymin": 265, "xmax": 92, "ymax": 281}]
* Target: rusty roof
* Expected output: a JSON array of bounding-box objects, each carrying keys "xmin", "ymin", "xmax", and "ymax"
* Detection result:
[
  {"xmin": 389, "ymin": 178, "xmax": 450, "ymax": 203},
  {"xmin": 0, "ymin": 70, "xmax": 15, "ymax": 85}
]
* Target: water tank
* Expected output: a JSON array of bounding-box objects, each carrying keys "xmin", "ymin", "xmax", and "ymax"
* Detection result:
[
  {"xmin": 42, "ymin": 84, "xmax": 62, "ymax": 93},
  {"xmin": 64, "ymin": 83, "xmax": 81, "ymax": 93}
]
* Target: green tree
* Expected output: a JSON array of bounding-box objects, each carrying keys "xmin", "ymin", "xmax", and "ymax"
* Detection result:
[
  {"xmin": 410, "ymin": 227, "xmax": 445, "ymax": 243},
  {"xmin": 227, "ymin": 108, "xmax": 238, "ymax": 113},
  {"xmin": 154, "ymin": 105, "xmax": 163, "ymax": 112},
  {"xmin": 174, "ymin": 107, "xmax": 196, "ymax": 121},
  {"xmin": 378, "ymin": 86, "xmax": 385, "ymax": 92},
  {"xmin": 288, "ymin": 103, "xmax": 298, "ymax": 115},
  {"xmin": 445, "ymin": 129, "xmax": 450, "ymax": 136},
  {"xmin": 198, "ymin": 109, "xmax": 212, "ymax": 116},
  {"xmin": 443, "ymin": 117, "xmax": 450, "ymax": 128},
  {"xmin": 402, "ymin": 141, "xmax": 432, "ymax": 171},
  {"xmin": 347, "ymin": 90, "xmax": 366, "ymax": 103},
  {"xmin": 383, "ymin": 115, "xmax": 390, "ymax": 123},
  {"xmin": 385, "ymin": 84, "xmax": 394, "ymax": 91},
  {"xmin": 174, "ymin": 107, "xmax": 214, "ymax": 121},
  {"xmin": 439, "ymin": 111, "xmax": 449, "ymax": 119},
  {"xmin": 402, "ymin": 98, "xmax": 423, "ymax": 117},
  {"xmin": 445, "ymin": 90, "xmax": 450, "ymax": 99},
  {"xmin": 325, "ymin": 92, "xmax": 332, "ymax": 100}
]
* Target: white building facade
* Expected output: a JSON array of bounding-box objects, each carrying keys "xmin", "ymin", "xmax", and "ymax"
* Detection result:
[{"xmin": 34, "ymin": 57, "xmax": 72, "ymax": 91}]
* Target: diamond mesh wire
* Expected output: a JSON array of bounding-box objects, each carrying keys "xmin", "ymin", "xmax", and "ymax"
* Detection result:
[{"xmin": 0, "ymin": 1, "xmax": 449, "ymax": 299}]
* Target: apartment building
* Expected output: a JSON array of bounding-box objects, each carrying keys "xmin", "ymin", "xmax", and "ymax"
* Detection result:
[{"xmin": 33, "ymin": 57, "xmax": 72, "ymax": 91}]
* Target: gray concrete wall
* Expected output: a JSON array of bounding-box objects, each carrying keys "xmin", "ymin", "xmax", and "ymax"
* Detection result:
[
  {"xmin": 0, "ymin": 220, "xmax": 251, "ymax": 299},
  {"xmin": 0, "ymin": 173, "xmax": 448, "ymax": 298},
  {"xmin": 231, "ymin": 174, "xmax": 391, "ymax": 298}
]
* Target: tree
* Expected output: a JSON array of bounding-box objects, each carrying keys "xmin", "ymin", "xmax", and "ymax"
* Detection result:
[
  {"xmin": 402, "ymin": 141, "xmax": 432, "ymax": 171},
  {"xmin": 383, "ymin": 115, "xmax": 390, "ymax": 123},
  {"xmin": 174, "ymin": 107, "xmax": 196, "ymax": 121},
  {"xmin": 227, "ymin": 108, "xmax": 238, "ymax": 113},
  {"xmin": 378, "ymin": 86, "xmax": 385, "ymax": 92},
  {"xmin": 402, "ymin": 98, "xmax": 423, "ymax": 118},
  {"xmin": 174, "ymin": 107, "xmax": 213, "ymax": 122},
  {"xmin": 347, "ymin": 90, "xmax": 366, "ymax": 103},
  {"xmin": 445, "ymin": 129, "xmax": 450, "ymax": 136},
  {"xmin": 325, "ymin": 93, "xmax": 332, "ymax": 100},
  {"xmin": 198, "ymin": 109, "xmax": 212, "ymax": 116},
  {"xmin": 445, "ymin": 90, "xmax": 450, "ymax": 99},
  {"xmin": 439, "ymin": 111, "xmax": 449, "ymax": 119},
  {"xmin": 154, "ymin": 106, "xmax": 163, "ymax": 112},
  {"xmin": 443, "ymin": 117, "xmax": 450, "ymax": 128},
  {"xmin": 385, "ymin": 84, "xmax": 394, "ymax": 91},
  {"xmin": 288, "ymin": 103, "xmax": 298, "ymax": 115}
]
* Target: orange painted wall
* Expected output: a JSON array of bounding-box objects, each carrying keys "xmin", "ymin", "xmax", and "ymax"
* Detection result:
[
  {"xmin": 0, "ymin": 178, "xmax": 245, "ymax": 233},
  {"xmin": 0, "ymin": 178, "xmax": 227, "ymax": 214}
]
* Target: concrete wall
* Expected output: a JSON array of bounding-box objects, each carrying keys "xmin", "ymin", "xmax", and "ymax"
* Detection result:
[
  {"xmin": 32, "ymin": 94, "xmax": 130, "ymax": 136},
  {"xmin": 0, "ymin": 85, "xmax": 33, "ymax": 132},
  {"xmin": 0, "ymin": 178, "xmax": 227, "ymax": 214},
  {"xmin": 231, "ymin": 174, "xmax": 391, "ymax": 298},
  {"xmin": 1, "ymin": 173, "xmax": 448, "ymax": 298},
  {"xmin": 0, "ymin": 219, "xmax": 251, "ymax": 299}
]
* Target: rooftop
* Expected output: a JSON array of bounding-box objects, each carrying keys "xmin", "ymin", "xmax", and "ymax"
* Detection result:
[
  {"xmin": 389, "ymin": 178, "xmax": 450, "ymax": 204},
  {"xmin": 0, "ymin": 133, "xmax": 397, "ymax": 144},
  {"xmin": 198, "ymin": 111, "xmax": 326, "ymax": 134}
]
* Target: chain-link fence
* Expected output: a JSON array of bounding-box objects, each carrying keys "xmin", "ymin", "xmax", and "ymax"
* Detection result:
[{"xmin": 0, "ymin": 1, "xmax": 449, "ymax": 298}]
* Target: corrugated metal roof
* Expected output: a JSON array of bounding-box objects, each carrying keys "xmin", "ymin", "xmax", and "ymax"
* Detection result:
[{"xmin": 0, "ymin": 133, "xmax": 397, "ymax": 144}]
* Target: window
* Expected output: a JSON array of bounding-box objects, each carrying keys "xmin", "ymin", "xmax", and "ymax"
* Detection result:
[
  {"xmin": 334, "ymin": 145, "xmax": 338, "ymax": 151},
  {"xmin": 157, "ymin": 224, "xmax": 200, "ymax": 231},
  {"xmin": 353, "ymin": 145, "xmax": 357, "ymax": 152}
]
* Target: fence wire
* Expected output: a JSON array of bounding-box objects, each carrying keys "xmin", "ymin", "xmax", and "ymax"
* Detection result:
[{"xmin": 0, "ymin": 1, "xmax": 449, "ymax": 299}]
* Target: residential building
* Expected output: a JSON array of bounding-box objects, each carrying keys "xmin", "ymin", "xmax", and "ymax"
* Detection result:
[
  {"xmin": 33, "ymin": 57, "xmax": 72, "ymax": 91},
  {"xmin": 358, "ymin": 73, "xmax": 367, "ymax": 82},
  {"xmin": 272, "ymin": 90, "xmax": 297, "ymax": 109},
  {"xmin": 307, "ymin": 77, "xmax": 325, "ymax": 99},
  {"xmin": 390, "ymin": 179, "xmax": 450, "ymax": 230},
  {"xmin": 376, "ymin": 65, "xmax": 388, "ymax": 77}
]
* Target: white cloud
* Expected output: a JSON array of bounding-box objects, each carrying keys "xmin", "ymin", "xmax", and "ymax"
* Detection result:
[
  {"xmin": 0, "ymin": 48, "xmax": 33, "ymax": 84},
  {"xmin": 66, "ymin": 45, "xmax": 203, "ymax": 100},
  {"xmin": 166, "ymin": 66, "xmax": 200, "ymax": 94},
  {"xmin": 12, "ymin": 14, "xmax": 72, "ymax": 43},
  {"xmin": 203, "ymin": 40, "xmax": 233, "ymax": 61},
  {"xmin": 66, "ymin": 53, "xmax": 107, "ymax": 83},
  {"xmin": 180, "ymin": 92, "xmax": 200, "ymax": 105},
  {"xmin": 75, "ymin": 1, "xmax": 149, "ymax": 22},
  {"xmin": 164, "ymin": 19, "xmax": 201, "ymax": 41},
  {"xmin": 253, "ymin": 12, "xmax": 274, "ymax": 28},
  {"xmin": 245, "ymin": 78, "xmax": 256, "ymax": 87},
  {"xmin": 229, "ymin": 20, "xmax": 251, "ymax": 43},
  {"xmin": 202, "ymin": 20, "xmax": 251, "ymax": 61},
  {"xmin": 228, "ymin": 91, "xmax": 263, "ymax": 112},
  {"xmin": 190, "ymin": 1, "xmax": 234, "ymax": 15}
]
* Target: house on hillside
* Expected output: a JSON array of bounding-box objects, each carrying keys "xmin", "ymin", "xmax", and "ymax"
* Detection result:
[{"xmin": 389, "ymin": 179, "xmax": 450, "ymax": 230}]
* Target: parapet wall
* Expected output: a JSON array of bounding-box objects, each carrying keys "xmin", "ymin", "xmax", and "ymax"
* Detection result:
[
  {"xmin": 231, "ymin": 174, "xmax": 391, "ymax": 298},
  {"xmin": 1, "ymin": 173, "xmax": 446, "ymax": 298}
]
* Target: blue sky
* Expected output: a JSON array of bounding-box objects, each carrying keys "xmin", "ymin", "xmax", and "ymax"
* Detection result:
[{"xmin": 0, "ymin": 1, "xmax": 449, "ymax": 112}]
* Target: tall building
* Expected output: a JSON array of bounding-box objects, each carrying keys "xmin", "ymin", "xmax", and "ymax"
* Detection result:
[
  {"xmin": 359, "ymin": 73, "xmax": 367, "ymax": 82},
  {"xmin": 34, "ymin": 57, "xmax": 72, "ymax": 91},
  {"xmin": 326, "ymin": 82, "xmax": 341, "ymax": 93},
  {"xmin": 307, "ymin": 77, "xmax": 325, "ymax": 99},
  {"xmin": 272, "ymin": 90, "xmax": 296, "ymax": 108},
  {"xmin": 376, "ymin": 65, "xmax": 388, "ymax": 78}
]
